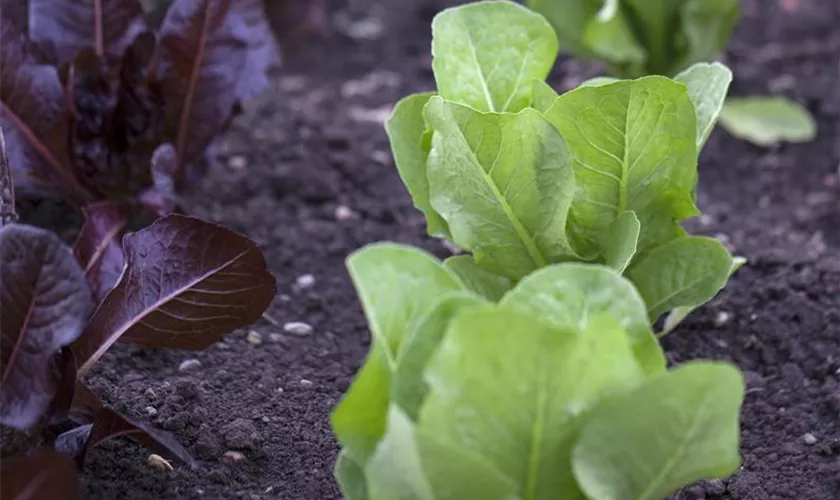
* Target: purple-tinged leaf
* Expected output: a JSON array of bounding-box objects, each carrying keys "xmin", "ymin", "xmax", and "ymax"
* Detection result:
[
  {"xmin": 112, "ymin": 31, "xmax": 165, "ymax": 187},
  {"xmin": 74, "ymin": 214, "xmax": 276, "ymax": 375},
  {"xmin": 157, "ymin": 0, "xmax": 248, "ymax": 168},
  {"xmin": 0, "ymin": 450, "xmax": 79, "ymax": 500},
  {"xmin": 0, "ymin": 223, "xmax": 94, "ymax": 430},
  {"xmin": 73, "ymin": 201, "xmax": 129, "ymax": 300},
  {"xmin": 137, "ymin": 143, "xmax": 178, "ymax": 217},
  {"xmin": 0, "ymin": 18, "xmax": 87, "ymax": 202},
  {"xmin": 230, "ymin": 0, "xmax": 281, "ymax": 101},
  {"xmin": 44, "ymin": 348, "xmax": 78, "ymax": 426},
  {"xmin": 28, "ymin": 0, "xmax": 147, "ymax": 66},
  {"xmin": 62, "ymin": 50, "xmax": 119, "ymax": 197},
  {"xmin": 0, "ymin": 127, "xmax": 17, "ymax": 225},
  {"xmin": 57, "ymin": 407, "xmax": 197, "ymax": 469}
]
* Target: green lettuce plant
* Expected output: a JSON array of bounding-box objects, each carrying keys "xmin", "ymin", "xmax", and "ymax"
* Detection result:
[
  {"xmin": 525, "ymin": 0, "xmax": 816, "ymax": 145},
  {"xmin": 388, "ymin": 0, "xmax": 739, "ymax": 331},
  {"xmin": 332, "ymin": 243, "xmax": 745, "ymax": 500},
  {"xmin": 331, "ymin": 3, "xmax": 747, "ymax": 498}
]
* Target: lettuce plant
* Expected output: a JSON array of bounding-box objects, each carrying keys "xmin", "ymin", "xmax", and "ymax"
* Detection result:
[
  {"xmin": 0, "ymin": 0, "xmax": 278, "ymax": 214},
  {"xmin": 0, "ymin": 129, "xmax": 276, "ymax": 489},
  {"xmin": 332, "ymin": 243, "xmax": 745, "ymax": 500},
  {"xmin": 525, "ymin": 0, "xmax": 816, "ymax": 145},
  {"xmin": 388, "ymin": 0, "xmax": 739, "ymax": 331},
  {"xmin": 526, "ymin": 0, "xmax": 738, "ymax": 78}
]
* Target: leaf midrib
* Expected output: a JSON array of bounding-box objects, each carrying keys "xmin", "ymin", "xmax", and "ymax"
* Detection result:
[{"xmin": 451, "ymin": 115, "xmax": 548, "ymax": 269}]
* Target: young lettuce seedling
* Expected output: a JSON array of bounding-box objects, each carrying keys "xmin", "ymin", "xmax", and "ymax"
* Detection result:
[
  {"xmin": 0, "ymin": 0, "xmax": 279, "ymax": 214},
  {"xmin": 525, "ymin": 0, "xmax": 816, "ymax": 145},
  {"xmin": 332, "ymin": 243, "xmax": 745, "ymax": 500},
  {"xmin": 387, "ymin": 0, "xmax": 738, "ymax": 331},
  {"xmin": 0, "ymin": 132, "xmax": 277, "ymax": 486}
]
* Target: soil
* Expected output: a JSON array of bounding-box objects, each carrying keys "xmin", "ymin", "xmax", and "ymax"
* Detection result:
[{"xmin": 19, "ymin": 0, "xmax": 840, "ymax": 498}]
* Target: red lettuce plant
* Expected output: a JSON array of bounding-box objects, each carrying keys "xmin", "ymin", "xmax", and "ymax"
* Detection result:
[
  {"xmin": 0, "ymin": 0, "xmax": 279, "ymax": 214},
  {"xmin": 0, "ymin": 124, "xmax": 276, "ymax": 489}
]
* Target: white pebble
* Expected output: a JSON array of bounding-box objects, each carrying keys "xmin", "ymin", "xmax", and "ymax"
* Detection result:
[
  {"xmin": 178, "ymin": 359, "xmax": 202, "ymax": 372},
  {"xmin": 246, "ymin": 330, "xmax": 262, "ymax": 345},
  {"xmin": 223, "ymin": 450, "xmax": 247, "ymax": 462},
  {"xmin": 300, "ymin": 379, "xmax": 313, "ymax": 386},
  {"xmin": 148, "ymin": 454, "xmax": 173, "ymax": 471},
  {"xmin": 145, "ymin": 406, "xmax": 158, "ymax": 417},
  {"xmin": 296, "ymin": 274, "xmax": 316, "ymax": 289},
  {"xmin": 227, "ymin": 155, "xmax": 247, "ymax": 170},
  {"xmin": 803, "ymin": 433, "xmax": 818, "ymax": 445},
  {"xmin": 714, "ymin": 311, "xmax": 731, "ymax": 327},
  {"xmin": 334, "ymin": 205, "xmax": 355, "ymax": 221},
  {"xmin": 284, "ymin": 322, "xmax": 313, "ymax": 336}
]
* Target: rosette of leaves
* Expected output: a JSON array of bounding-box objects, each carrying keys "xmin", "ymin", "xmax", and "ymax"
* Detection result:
[
  {"xmin": 331, "ymin": 243, "xmax": 745, "ymax": 500},
  {"xmin": 0, "ymin": 0, "xmax": 280, "ymax": 213},
  {"xmin": 0, "ymin": 128, "xmax": 277, "ymax": 495},
  {"xmin": 524, "ymin": 0, "xmax": 816, "ymax": 145},
  {"xmin": 387, "ymin": 0, "xmax": 742, "ymax": 333}
]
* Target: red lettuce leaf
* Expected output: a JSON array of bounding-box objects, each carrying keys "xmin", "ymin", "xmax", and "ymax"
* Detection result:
[
  {"xmin": 55, "ymin": 407, "xmax": 197, "ymax": 469},
  {"xmin": 231, "ymin": 0, "xmax": 281, "ymax": 101},
  {"xmin": 157, "ymin": 0, "xmax": 249, "ymax": 169},
  {"xmin": 137, "ymin": 143, "xmax": 179, "ymax": 217},
  {"xmin": 0, "ymin": 18, "xmax": 86, "ymax": 201},
  {"xmin": 74, "ymin": 214, "xmax": 276, "ymax": 374},
  {"xmin": 73, "ymin": 201, "xmax": 129, "ymax": 300},
  {"xmin": 61, "ymin": 50, "xmax": 119, "ymax": 196},
  {"xmin": 1, "ymin": 126, "xmax": 17, "ymax": 225},
  {"xmin": 0, "ymin": 223, "xmax": 94, "ymax": 430},
  {"xmin": 111, "ymin": 31, "xmax": 165, "ymax": 186},
  {"xmin": 28, "ymin": 0, "xmax": 147, "ymax": 66},
  {"xmin": 0, "ymin": 450, "xmax": 79, "ymax": 500}
]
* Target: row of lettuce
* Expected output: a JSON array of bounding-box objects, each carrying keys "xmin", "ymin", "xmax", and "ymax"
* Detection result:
[{"xmin": 331, "ymin": 2, "xmax": 746, "ymax": 499}]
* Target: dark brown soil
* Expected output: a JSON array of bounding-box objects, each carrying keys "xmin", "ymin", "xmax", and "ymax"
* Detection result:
[{"xmin": 40, "ymin": 0, "xmax": 840, "ymax": 498}]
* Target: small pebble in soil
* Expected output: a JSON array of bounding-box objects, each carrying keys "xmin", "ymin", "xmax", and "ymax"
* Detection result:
[
  {"xmin": 714, "ymin": 311, "xmax": 731, "ymax": 327},
  {"xmin": 144, "ymin": 388, "xmax": 158, "ymax": 399},
  {"xmin": 222, "ymin": 418, "xmax": 261, "ymax": 450},
  {"xmin": 222, "ymin": 450, "xmax": 247, "ymax": 463},
  {"xmin": 334, "ymin": 205, "xmax": 356, "ymax": 221},
  {"xmin": 268, "ymin": 333, "xmax": 285, "ymax": 343},
  {"xmin": 300, "ymin": 379, "xmax": 313, "ymax": 386},
  {"xmin": 227, "ymin": 155, "xmax": 247, "ymax": 170},
  {"xmin": 145, "ymin": 406, "xmax": 158, "ymax": 417},
  {"xmin": 246, "ymin": 330, "xmax": 262, "ymax": 345},
  {"xmin": 284, "ymin": 321, "xmax": 313, "ymax": 336},
  {"xmin": 178, "ymin": 359, "xmax": 202, "ymax": 372},
  {"xmin": 802, "ymin": 433, "xmax": 818, "ymax": 445},
  {"xmin": 147, "ymin": 454, "xmax": 173, "ymax": 472},
  {"xmin": 295, "ymin": 274, "xmax": 316, "ymax": 289}
]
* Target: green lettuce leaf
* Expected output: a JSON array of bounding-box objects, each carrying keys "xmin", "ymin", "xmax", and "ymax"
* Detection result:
[
  {"xmin": 425, "ymin": 97, "xmax": 578, "ymax": 279},
  {"xmin": 719, "ymin": 97, "xmax": 817, "ymax": 146},
  {"xmin": 332, "ymin": 244, "xmax": 462, "ymax": 463},
  {"xmin": 386, "ymin": 93, "xmax": 450, "ymax": 238},
  {"xmin": 366, "ymin": 406, "xmax": 518, "ymax": 500},
  {"xmin": 674, "ymin": 62, "xmax": 733, "ymax": 147},
  {"xmin": 573, "ymin": 362, "xmax": 744, "ymax": 500},
  {"xmin": 601, "ymin": 210, "xmax": 640, "ymax": 273},
  {"xmin": 544, "ymin": 76, "xmax": 699, "ymax": 258},
  {"xmin": 419, "ymin": 308, "xmax": 645, "ymax": 498},
  {"xmin": 392, "ymin": 293, "xmax": 488, "ymax": 420},
  {"xmin": 443, "ymin": 255, "xmax": 511, "ymax": 301},
  {"xmin": 500, "ymin": 263, "xmax": 665, "ymax": 376},
  {"xmin": 626, "ymin": 236, "xmax": 733, "ymax": 322},
  {"xmin": 432, "ymin": 1, "xmax": 559, "ymax": 113}
]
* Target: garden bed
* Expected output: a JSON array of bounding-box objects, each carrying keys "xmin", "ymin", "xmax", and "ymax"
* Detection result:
[{"xmin": 43, "ymin": 0, "xmax": 840, "ymax": 498}]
